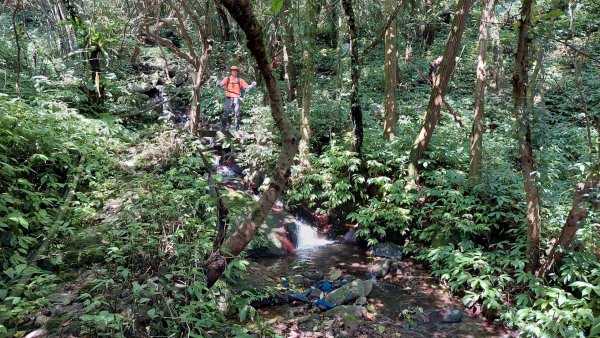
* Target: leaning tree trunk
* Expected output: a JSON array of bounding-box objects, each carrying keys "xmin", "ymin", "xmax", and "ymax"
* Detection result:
[
  {"xmin": 299, "ymin": 0, "xmax": 319, "ymax": 165},
  {"xmin": 512, "ymin": 0, "xmax": 541, "ymax": 273},
  {"xmin": 407, "ymin": 0, "xmax": 473, "ymax": 188},
  {"xmin": 469, "ymin": 0, "xmax": 496, "ymax": 180},
  {"xmin": 382, "ymin": 0, "xmax": 398, "ymax": 141},
  {"xmin": 342, "ymin": 0, "xmax": 363, "ymax": 154},
  {"xmin": 537, "ymin": 159, "xmax": 600, "ymax": 278},
  {"xmin": 207, "ymin": 0, "xmax": 300, "ymax": 287}
]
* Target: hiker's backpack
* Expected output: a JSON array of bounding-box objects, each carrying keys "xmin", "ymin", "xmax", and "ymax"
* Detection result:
[{"xmin": 224, "ymin": 76, "xmax": 245, "ymax": 98}]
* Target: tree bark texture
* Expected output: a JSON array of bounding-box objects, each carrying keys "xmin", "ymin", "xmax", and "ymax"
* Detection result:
[
  {"xmin": 488, "ymin": 5, "xmax": 501, "ymax": 90},
  {"xmin": 382, "ymin": 0, "xmax": 398, "ymax": 141},
  {"xmin": 207, "ymin": 0, "xmax": 300, "ymax": 287},
  {"xmin": 512, "ymin": 0, "xmax": 541, "ymax": 273},
  {"xmin": 407, "ymin": 0, "xmax": 473, "ymax": 186},
  {"xmin": 537, "ymin": 160, "xmax": 600, "ymax": 278},
  {"xmin": 361, "ymin": 2, "xmax": 402, "ymax": 62},
  {"xmin": 469, "ymin": 0, "xmax": 495, "ymax": 179},
  {"xmin": 421, "ymin": 0, "xmax": 435, "ymax": 50},
  {"xmin": 89, "ymin": 46, "xmax": 103, "ymax": 106},
  {"xmin": 188, "ymin": 40, "xmax": 213, "ymax": 134},
  {"xmin": 299, "ymin": 0, "xmax": 319, "ymax": 163},
  {"xmin": 139, "ymin": 0, "xmax": 214, "ymax": 133},
  {"xmin": 342, "ymin": 0, "xmax": 363, "ymax": 154},
  {"xmin": 12, "ymin": 0, "xmax": 21, "ymax": 97},
  {"xmin": 280, "ymin": 0, "xmax": 299, "ymax": 101},
  {"xmin": 215, "ymin": 1, "xmax": 232, "ymax": 41},
  {"xmin": 181, "ymin": 0, "xmax": 213, "ymax": 134}
]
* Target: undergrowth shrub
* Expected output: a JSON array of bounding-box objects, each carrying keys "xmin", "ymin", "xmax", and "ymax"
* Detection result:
[{"xmin": 0, "ymin": 94, "xmax": 127, "ymax": 332}]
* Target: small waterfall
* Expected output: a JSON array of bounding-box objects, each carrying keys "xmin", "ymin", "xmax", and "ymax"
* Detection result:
[{"xmin": 295, "ymin": 219, "xmax": 333, "ymax": 250}]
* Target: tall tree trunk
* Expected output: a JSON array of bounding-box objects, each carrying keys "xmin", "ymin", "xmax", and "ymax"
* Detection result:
[
  {"xmin": 299, "ymin": 0, "xmax": 318, "ymax": 164},
  {"xmin": 89, "ymin": 46, "xmax": 103, "ymax": 106},
  {"xmin": 342, "ymin": 0, "xmax": 363, "ymax": 153},
  {"xmin": 280, "ymin": 0, "xmax": 298, "ymax": 102},
  {"xmin": 189, "ymin": 40, "xmax": 213, "ymax": 134},
  {"xmin": 184, "ymin": 0, "xmax": 213, "ymax": 133},
  {"xmin": 537, "ymin": 160, "xmax": 600, "ymax": 278},
  {"xmin": 382, "ymin": 0, "xmax": 398, "ymax": 141},
  {"xmin": 574, "ymin": 57, "xmax": 593, "ymax": 159},
  {"xmin": 215, "ymin": 1, "xmax": 231, "ymax": 41},
  {"xmin": 12, "ymin": 0, "xmax": 22, "ymax": 97},
  {"xmin": 421, "ymin": 0, "xmax": 435, "ymax": 50},
  {"xmin": 488, "ymin": 4, "xmax": 501, "ymax": 90},
  {"xmin": 207, "ymin": 0, "xmax": 300, "ymax": 287},
  {"xmin": 469, "ymin": 0, "xmax": 495, "ymax": 179},
  {"xmin": 407, "ymin": 0, "xmax": 473, "ymax": 188},
  {"xmin": 512, "ymin": 0, "xmax": 541, "ymax": 273}
]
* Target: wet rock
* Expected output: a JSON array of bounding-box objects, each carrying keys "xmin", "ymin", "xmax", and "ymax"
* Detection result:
[
  {"xmin": 328, "ymin": 268, "xmax": 342, "ymax": 280},
  {"xmin": 291, "ymin": 275, "xmax": 305, "ymax": 286},
  {"xmin": 428, "ymin": 308, "xmax": 464, "ymax": 323},
  {"xmin": 415, "ymin": 311, "xmax": 428, "ymax": 323},
  {"xmin": 128, "ymin": 81, "xmax": 154, "ymax": 94},
  {"xmin": 368, "ymin": 258, "xmax": 391, "ymax": 278},
  {"xmin": 34, "ymin": 314, "xmax": 50, "ymax": 327},
  {"xmin": 354, "ymin": 296, "xmax": 367, "ymax": 306},
  {"xmin": 24, "ymin": 329, "xmax": 47, "ymax": 338},
  {"xmin": 308, "ymin": 288, "xmax": 324, "ymax": 299},
  {"xmin": 342, "ymin": 228, "xmax": 356, "ymax": 243},
  {"xmin": 370, "ymin": 242, "xmax": 403, "ymax": 260},
  {"xmin": 324, "ymin": 280, "xmax": 372, "ymax": 306},
  {"xmin": 324, "ymin": 305, "xmax": 366, "ymax": 318},
  {"xmin": 47, "ymin": 292, "xmax": 75, "ymax": 305},
  {"xmin": 298, "ymin": 315, "xmax": 312, "ymax": 324},
  {"xmin": 363, "ymin": 280, "xmax": 373, "ymax": 296},
  {"xmin": 304, "ymin": 270, "xmax": 324, "ymax": 282}
]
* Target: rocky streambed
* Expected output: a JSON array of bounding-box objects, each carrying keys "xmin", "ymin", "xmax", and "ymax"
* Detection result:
[{"xmin": 235, "ymin": 240, "xmax": 516, "ymax": 338}]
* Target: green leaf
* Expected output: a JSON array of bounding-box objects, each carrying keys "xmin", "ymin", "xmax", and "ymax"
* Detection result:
[
  {"xmin": 9, "ymin": 216, "xmax": 28, "ymax": 229},
  {"xmin": 14, "ymin": 263, "xmax": 27, "ymax": 276},
  {"xmin": 271, "ymin": 0, "xmax": 284, "ymax": 15},
  {"xmin": 147, "ymin": 308, "xmax": 157, "ymax": 319},
  {"xmin": 10, "ymin": 296, "xmax": 21, "ymax": 305},
  {"xmin": 239, "ymin": 305, "xmax": 247, "ymax": 322},
  {"xmin": 590, "ymin": 318, "xmax": 600, "ymax": 337}
]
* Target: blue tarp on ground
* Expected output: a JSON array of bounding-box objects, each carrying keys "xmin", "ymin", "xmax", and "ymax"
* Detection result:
[{"xmin": 281, "ymin": 278, "xmax": 348, "ymax": 311}]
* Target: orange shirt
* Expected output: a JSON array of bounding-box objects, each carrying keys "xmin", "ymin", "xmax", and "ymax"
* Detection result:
[{"xmin": 220, "ymin": 76, "xmax": 248, "ymax": 98}]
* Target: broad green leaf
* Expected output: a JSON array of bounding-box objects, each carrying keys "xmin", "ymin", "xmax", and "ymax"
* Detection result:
[{"xmin": 271, "ymin": 0, "xmax": 284, "ymax": 15}]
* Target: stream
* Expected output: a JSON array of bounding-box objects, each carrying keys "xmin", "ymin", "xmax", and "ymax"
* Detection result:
[
  {"xmin": 235, "ymin": 221, "xmax": 515, "ymax": 338},
  {"xmin": 213, "ymin": 153, "xmax": 516, "ymax": 337}
]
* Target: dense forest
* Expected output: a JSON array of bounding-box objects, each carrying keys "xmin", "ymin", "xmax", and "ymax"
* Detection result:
[{"xmin": 1, "ymin": 0, "xmax": 599, "ymax": 336}]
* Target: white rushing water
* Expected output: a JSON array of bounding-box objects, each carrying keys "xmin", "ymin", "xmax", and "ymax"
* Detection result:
[{"xmin": 295, "ymin": 219, "xmax": 334, "ymax": 250}]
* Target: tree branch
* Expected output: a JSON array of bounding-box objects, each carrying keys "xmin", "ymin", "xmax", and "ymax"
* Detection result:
[{"xmin": 360, "ymin": 1, "xmax": 403, "ymax": 62}]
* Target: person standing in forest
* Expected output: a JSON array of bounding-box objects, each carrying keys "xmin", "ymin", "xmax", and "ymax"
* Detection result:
[{"xmin": 216, "ymin": 65, "xmax": 256, "ymax": 130}]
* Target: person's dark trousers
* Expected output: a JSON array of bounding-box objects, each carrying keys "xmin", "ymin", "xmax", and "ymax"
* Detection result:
[{"xmin": 221, "ymin": 97, "xmax": 241, "ymax": 131}]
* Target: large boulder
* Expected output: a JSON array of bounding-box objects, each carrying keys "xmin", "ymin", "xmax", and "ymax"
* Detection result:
[
  {"xmin": 370, "ymin": 242, "xmax": 403, "ymax": 260},
  {"xmin": 324, "ymin": 280, "xmax": 373, "ymax": 306},
  {"xmin": 368, "ymin": 258, "xmax": 391, "ymax": 278}
]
